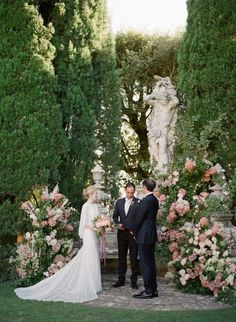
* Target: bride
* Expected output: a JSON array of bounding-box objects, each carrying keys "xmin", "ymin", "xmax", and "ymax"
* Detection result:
[{"xmin": 15, "ymin": 186, "xmax": 102, "ymax": 303}]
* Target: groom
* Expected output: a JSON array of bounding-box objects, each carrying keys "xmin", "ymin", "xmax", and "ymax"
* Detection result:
[{"xmin": 128, "ymin": 179, "xmax": 159, "ymax": 299}]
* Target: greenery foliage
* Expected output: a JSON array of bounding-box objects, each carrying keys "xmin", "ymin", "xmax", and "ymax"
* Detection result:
[
  {"xmin": 0, "ymin": 1, "xmax": 66, "ymax": 235},
  {"xmin": 175, "ymin": 0, "xmax": 236, "ymax": 175}
]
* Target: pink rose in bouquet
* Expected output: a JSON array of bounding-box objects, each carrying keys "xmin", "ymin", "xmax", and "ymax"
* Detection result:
[{"xmin": 92, "ymin": 214, "xmax": 115, "ymax": 236}]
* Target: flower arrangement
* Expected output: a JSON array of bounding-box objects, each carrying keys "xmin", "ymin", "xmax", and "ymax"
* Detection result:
[
  {"xmin": 10, "ymin": 185, "xmax": 77, "ymax": 286},
  {"xmin": 92, "ymin": 214, "xmax": 116, "ymax": 237},
  {"xmin": 156, "ymin": 158, "xmax": 236, "ymax": 302}
]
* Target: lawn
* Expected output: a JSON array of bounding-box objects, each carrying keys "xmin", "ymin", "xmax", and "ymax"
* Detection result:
[{"xmin": 0, "ymin": 282, "xmax": 235, "ymax": 322}]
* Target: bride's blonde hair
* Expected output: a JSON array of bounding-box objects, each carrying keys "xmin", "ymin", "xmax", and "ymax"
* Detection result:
[{"xmin": 83, "ymin": 185, "xmax": 96, "ymax": 199}]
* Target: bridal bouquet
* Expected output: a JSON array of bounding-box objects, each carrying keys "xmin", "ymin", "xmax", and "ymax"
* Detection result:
[{"xmin": 92, "ymin": 214, "xmax": 115, "ymax": 237}]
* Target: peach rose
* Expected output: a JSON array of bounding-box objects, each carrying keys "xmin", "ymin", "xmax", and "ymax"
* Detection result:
[
  {"xmin": 199, "ymin": 217, "xmax": 209, "ymax": 227},
  {"xmin": 184, "ymin": 158, "xmax": 196, "ymax": 171}
]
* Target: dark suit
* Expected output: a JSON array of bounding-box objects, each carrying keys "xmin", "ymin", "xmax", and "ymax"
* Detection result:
[
  {"xmin": 113, "ymin": 197, "xmax": 139, "ymax": 285},
  {"xmin": 130, "ymin": 193, "xmax": 159, "ymax": 294}
]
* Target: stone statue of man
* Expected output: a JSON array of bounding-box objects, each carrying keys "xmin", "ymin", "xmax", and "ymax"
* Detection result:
[{"xmin": 144, "ymin": 76, "xmax": 179, "ymax": 173}]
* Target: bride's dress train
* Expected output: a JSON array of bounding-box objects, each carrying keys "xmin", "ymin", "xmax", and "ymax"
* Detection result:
[{"xmin": 15, "ymin": 202, "xmax": 102, "ymax": 303}]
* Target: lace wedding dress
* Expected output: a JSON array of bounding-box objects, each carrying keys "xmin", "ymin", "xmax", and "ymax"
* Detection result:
[{"xmin": 15, "ymin": 201, "xmax": 102, "ymax": 303}]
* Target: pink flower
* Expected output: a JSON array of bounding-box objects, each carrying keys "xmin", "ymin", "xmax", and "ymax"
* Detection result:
[
  {"xmin": 184, "ymin": 158, "xmax": 196, "ymax": 171},
  {"xmin": 48, "ymin": 218, "xmax": 57, "ymax": 227},
  {"xmin": 172, "ymin": 251, "xmax": 180, "ymax": 260},
  {"xmin": 198, "ymin": 233, "xmax": 207, "ymax": 242},
  {"xmin": 168, "ymin": 229, "xmax": 177, "ymax": 241},
  {"xmin": 20, "ymin": 201, "xmax": 33, "ymax": 211},
  {"xmin": 194, "ymin": 264, "xmax": 203, "ymax": 276},
  {"xmin": 54, "ymin": 193, "xmax": 64, "ymax": 202},
  {"xmin": 170, "ymin": 202, "xmax": 176, "ymax": 212},
  {"xmin": 199, "ymin": 192, "xmax": 209, "ymax": 201},
  {"xmin": 159, "ymin": 194, "xmax": 167, "ymax": 202},
  {"xmin": 199, "ymin": 217, "xmax": 209, "ymax": 227},
  {"xmin": 41, "ymin": 192, "xmax": 49, "ymax": 201},
  {"xmin": 175, "ymin": 199, "xmax": 190, "ymax": 215},
  {"xmin": 41, "ymin": 220, "xmax": 48, "ymax": 226},
  {"xmin": 169, "ymin": 242, "xmax": 178, "ymax": 253},
  {"xmin": 202, "ymin": 166, "xmax": 217, "ymax": 182},
  {"xmin": 178, "ymin": 188, "xmax": 187, "ymax": 198},
  {"xmin": 211, "ymin": 224, "xmax": 221, "ymax": 236},
  {"xmin": 175, "ymin": 231, "xmax": 186, "ymax": 242},
  {"xmin": 66, "ymin": 224, "xmax": 74, "ymax": 232},
  {"xmin": 167, "ymin": 211, "xmax": 177, "ymax": 223},
  {"xmin": 54, "ymin": 254, "xmax": 66, "ymax": 264}
]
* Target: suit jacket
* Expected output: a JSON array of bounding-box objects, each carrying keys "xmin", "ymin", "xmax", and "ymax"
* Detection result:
[
  {"xmin": 113, "ymin": 196, "xmax": 140, "ymax": 230},
  {"xmin": 131, "ymin": 193, "xmax": 159, "ymax": 244}
]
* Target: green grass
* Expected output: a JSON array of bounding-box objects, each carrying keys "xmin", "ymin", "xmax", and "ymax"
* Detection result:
[{"xmin": 0, "ymin": 282, "xmax": 235, "ymax": 322}]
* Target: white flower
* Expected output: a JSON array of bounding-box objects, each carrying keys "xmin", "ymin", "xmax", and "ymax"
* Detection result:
[
  {"xmin": 225, "ymin": 274, "xmax": 234, "ymax": 286},
  {"xmin": 211, "ymin": 244, "xmax": 217, "ymax": 251},
  {"xmin": 51, "ymin": 238, "xmax": 57, "ymax": 247},
  {"xmin": 161, "ymin": 226, "xmax": 168, "ymax": 232},
  {"xmin": 223, "ymin": 250, "xmax": 229, "ymax": 257},
  {"xmin": 206, "ymin": 229, "xmax": 212, "ymax": 236},
  {"xmin": 46, "ymin": 235, "xmax": 51, "ymax": 242},
  {"xmin": 179, "ymin": 269, "xmax": 186, "ymax": 276},
  {"xmin": 189, "ymin": 238, "xmax": 193, "ymax": 244},
  {"xmin": 30, "ymin": 214, "xmax": 37, "ymax": 221},
  {"xmin": 25, "ymin": 232, "xmax": 31, "ymax": 240},
  {"xmin": 211, "ymin": 236, "xmax": 217, "ymax": 244},
  {"xmin": 181, "ymin": 258, "xmax": 187, "ymax": 266},
  {"xmin": 55, "ymin": 209, "xmax": 63, "ymax": 216}
]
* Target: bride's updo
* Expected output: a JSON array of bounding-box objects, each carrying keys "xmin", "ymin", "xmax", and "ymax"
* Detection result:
[{"xmin": 83, "ymin": 186, "xmax": 96, "ymax": 199}]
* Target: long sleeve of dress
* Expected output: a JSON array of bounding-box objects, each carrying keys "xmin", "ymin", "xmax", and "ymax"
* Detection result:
[{"xmin": 78, "ymin": 204, "xmax": 88, "ymax": 238}]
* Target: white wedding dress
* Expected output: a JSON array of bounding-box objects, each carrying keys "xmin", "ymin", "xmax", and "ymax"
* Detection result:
[{"xmin": 15, "ymin": 201, "xmax": 102, "ymax": 303}]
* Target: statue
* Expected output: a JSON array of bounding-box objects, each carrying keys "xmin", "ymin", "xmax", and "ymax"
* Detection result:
[{"xmin": 144, "ymin": 76, "xmax": 179, "ymax": 173}]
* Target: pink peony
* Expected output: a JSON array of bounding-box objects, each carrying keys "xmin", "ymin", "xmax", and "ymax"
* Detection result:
[
  {"xmin": 175, "ymin": 199, "xmax": 190, "ymax": 215},
  {"xmin": 211, "ymin": 224, "xmax": 221, "ymax": 236},
  {"xmin": 172, "ymin": 251, "xmax": 180, "ymax": 260},
  {"xmin": 198, "ymin": 233, "xmax": 207, "ymax": 242},
  {"xmin": 169, "ymin": 242, "xmax": 178, "ymax": 253},
  {"xmin": 175, "ymin": 231, "xmax": 186, "ymax": 242},
  {"xmin": 48, "ymin": 218, "xmax": 57, "ymax": 227},
  {"xmin": 199, "ymin": 217, "xmax": 209, "ymax": 227},
  {"xmin": 167, "ymin": 211, "xmax": 177, "ymax": 223},
  {"xmin": 178, "ymin": 188, "xmax": 187, "ymax": 198},
  {"xmin": 168, "ymin": 229, "xmax": 177, "ymax": 241},
  {"xmin": 184, "ymin": 158, "xmax": 196, "ymax": 171},
  {"xmin": 159, "ymin": 194, "xmax": 167, "ymax": 202}
]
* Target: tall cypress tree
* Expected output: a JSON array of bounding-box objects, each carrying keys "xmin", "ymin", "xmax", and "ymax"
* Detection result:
[
  {"xmin": 92, "ymin": 4, "xmax": 121, "ymax": 199},
  {"xmin": 0, "ymin": 0, "xmax": 66, "ymax": 235},
  {"xmin": 52, "ymin": 0, "xmax": 121, "ymax": 205},
  {"xmin": 175, "ymin": 0, "xmax": 236, "ymax": 173},
  {"xmin": 52, "ymin": 1, "xmax": 99, "ymax": 208}
]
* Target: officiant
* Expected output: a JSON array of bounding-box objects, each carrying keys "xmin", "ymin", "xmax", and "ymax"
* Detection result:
[{"xmin": 112, "ymin": 182, "xmax": 139, "ymax": 289}]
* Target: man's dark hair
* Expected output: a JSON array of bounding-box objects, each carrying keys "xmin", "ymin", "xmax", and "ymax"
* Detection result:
[
  {"xmin": 125, "ymin": 181, "xmax": 136, "ymax": 190},
  {"xmin": 142, "ymin": 179, "xmax": 156, "ymax": 192}
]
